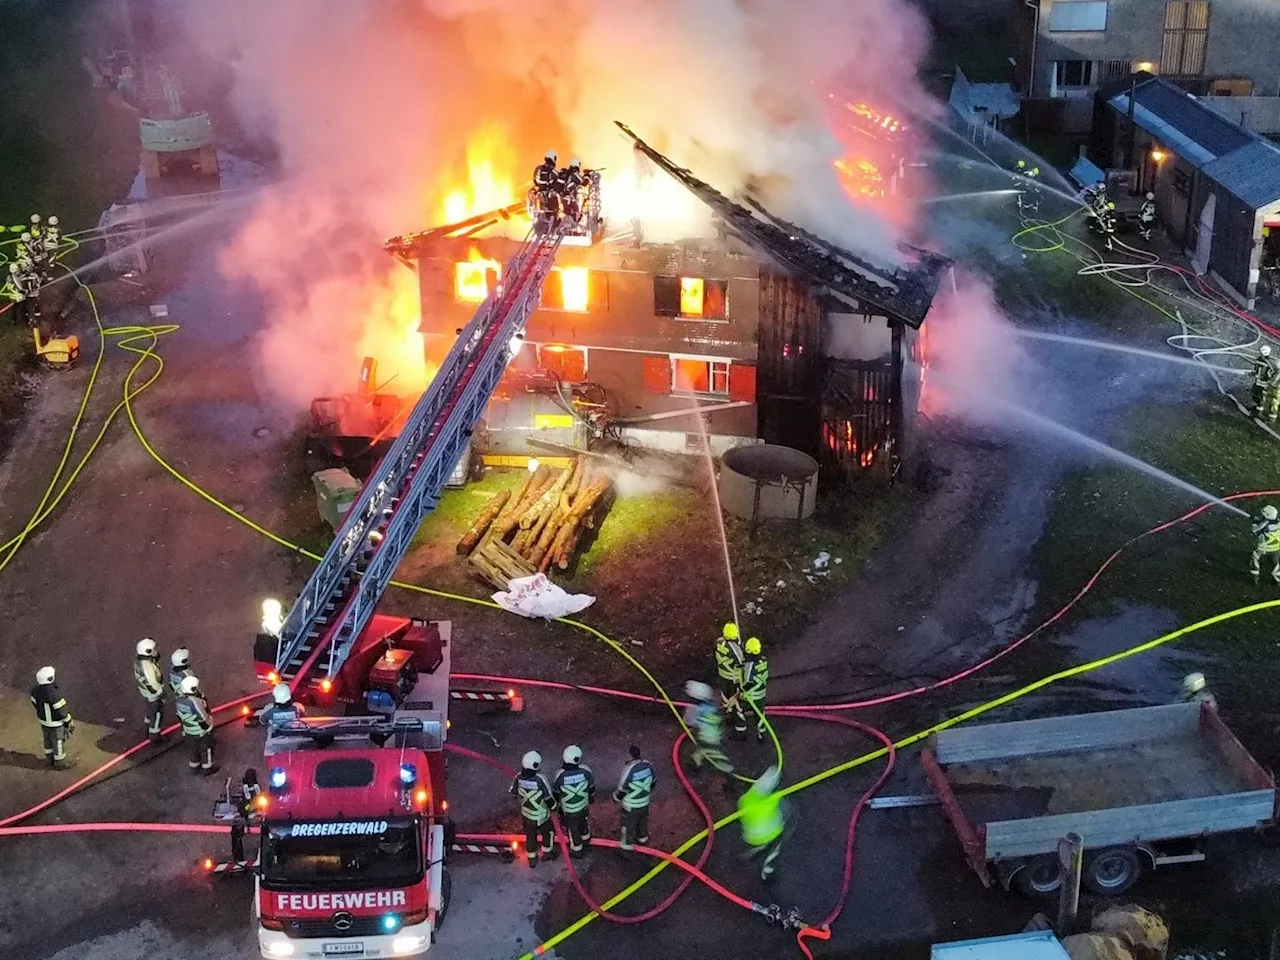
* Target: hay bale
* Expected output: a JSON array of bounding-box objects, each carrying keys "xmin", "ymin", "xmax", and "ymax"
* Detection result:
[
  {"xmin": 1061, "ymin": 933, "xmax": 1135, "ymax": 960},
  {"xmin": 1092, "ymin": 905, "xmax": 1169, "ymax": 960}
]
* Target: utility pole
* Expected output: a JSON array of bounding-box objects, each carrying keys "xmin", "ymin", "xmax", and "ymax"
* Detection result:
[
  {"xmin": 1124, "ymin": 72, "xmax": 1139, "ymax": 169},
  {"xmin": 1056, "ymin": 832, "xmax": 1084, "ymax": 934}
]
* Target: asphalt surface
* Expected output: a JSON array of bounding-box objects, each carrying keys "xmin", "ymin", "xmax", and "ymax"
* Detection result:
[{"xmin": 2, "ymin": 229, "xmax": 1278, "ymax": 959}]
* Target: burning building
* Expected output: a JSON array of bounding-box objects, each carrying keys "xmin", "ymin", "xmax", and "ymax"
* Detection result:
[{"xmin": 386, "ymin": 126, "xmax": 950, "ymax": 481}]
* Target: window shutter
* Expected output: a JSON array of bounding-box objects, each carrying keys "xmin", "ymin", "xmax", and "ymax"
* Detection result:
[
  {"xmin": 729, "ymin": 363, "xmax": 757, "ymax": 402},
  {"xmin": 653, "ymin": 276, "xmax": 681, "ymax": 316},
  {"xmin": 589, "ymin": 272, "xmax": 610, "ymax": 312},
  {"xmin": 542, "ymin": 270, "xmax": 564, "ymax": 310},
  {"xmin": 643, "ymin": 356, "xmax": 672, "ymax": 393},
  {"xmin": 562, "ymin": 349, "xmax": 586, "ymax": 383},
  {"xmin": 704, "ymin": 280, "xmax": 728, "ymax": 320}
]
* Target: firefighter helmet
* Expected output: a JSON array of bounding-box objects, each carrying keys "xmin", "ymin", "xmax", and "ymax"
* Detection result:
[
  {"xmin": 30, "ymin": 214, "xmax": 40, "ymax": 225},
  {"xmin": 47, "ymin": 216, "xmax": 58, "ymax": 226},
  {"xmin": 522, "ymin": 750, "xmax": 542, "ymax": 770},
  {"xmin": 171, "ymin": 647, "xmax": 190, "ymax": 668},
  {"xmin": 545, "ymin": 151, "xmax": 557, "ymax": 164},
  {"xmin": 1145, "ymin": 192, "xmax": 1155, "ymax": 201},
  {"xmin": 19, "ymin": 232, "xmax": 31, "ymax": 243},
  {"xmin": 8, "ymin": 263, "xmax": 17, "ymax": 274},
  {"xmin": 745, "ymin": 636, "xmax": 762, "ymax": 656},
  {"xmin": 562, "ymin": 744, "xmax": 583, "ymax": 765},
  {"xmin": 272, "ymin": 682, "xmax": 292, "ymax": 705},
  {"xmin": 1183, "ymin": 671, "xmax": 1206, "ymax": 694},
  {"xmin": 36, "ymin": 665, "xmax": 56, "ymax": 684},
  {"xmin": 685, "ymin": 680, "xmax": 713, "ymax": 702},
  {"xmin": 180, "ymin": 675, "xmax": 201, "ymax": 696},
  {"xmin": 1107, "ymin": 201, "xmax": 1116, "ymax": 209},
  {"xmin": 136, "ymin": 637, "xmax": 157, "ymax": 657},
  {"xmin": 1030, "ymin": 166, "xmax": 1040, "ymax": 176},
  {"xmin": 1263, "ymin": 505, "xmax": 1279, "ymax": 521},
  {"xmin": 1016, "ymin": 160, "xmax": 1026, "ymax": 169},
  {"xmin": 569, "ymin": 158, "xmax": 581, "ymax": 170},
  {"xmin": 1262, "ymin": 345, "xmax": 1273, "ymax": 358},
  {"xmin": 722, "ymin": 622, "xmax": 739, "ymax": 641}
]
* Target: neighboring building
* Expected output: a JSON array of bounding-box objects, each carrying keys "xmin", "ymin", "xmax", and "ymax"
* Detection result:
[
  {"xmin": 387, "ymin": 135, "xmax": 950, "ymax": 482},
  {"xmin": 1017, "ymin": 0, "xmax": 1280, "ymax": 135},
  {"xmin": 1093, "ymin": 74, "xmax": 1280, "ymax": 304}
]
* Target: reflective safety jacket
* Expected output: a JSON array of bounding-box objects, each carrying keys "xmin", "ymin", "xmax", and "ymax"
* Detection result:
[
  {"xmin": 135, "ymin": 656, "xmax": 164, "ymax": 702},
  {"xmin": 168, "ymin": 664, "xmax": 194, "ymax": 697},
  {"xmin": 685, "ymin": 701, "xmax": 724, "ymax": 746},
  {"xmin": 259, "ymin": 701, "xmax": 305, "ymax": 729},
  {"xmin": 510, "ymin": 768, "xmax": 556, "ymax": 824},
  {"xmin": 715, "ymin": 638, "xmax": 743, "ymax": 684},
  {"xmin": 741, "ymin": 655, "xmax": 769, "ymax": 702},
  {"xmin": 557, "ymin": 167, "xmax": 584, "ymax": 196},
  {"xmin": 176, "ymin": 693, "xmax": 213, "ymax": 737},
  {"xmin": 613, "ymin": 759, "xmax": 655, "ymax": 810},
  {"xmin": 30, "ymin": 682, "xmax": 71, "ymax": 728},
  {"xmin": 553, "ymin": 762, "xmax": 596, "ymax": 815},
  {"xmin": 1253, "ymin": 356, "xmax": 1279, "ymax": 388},
  {"xmin": 533, "ymin": 161, "xmax": 558, "ymax": 191},
  {"xmin": 1254, "ymin": 517, "xmax": 1280, "ymax": 552},
  {"xmin": 737, "ymin": 782, "xmax": 784, "ymax": 847}
]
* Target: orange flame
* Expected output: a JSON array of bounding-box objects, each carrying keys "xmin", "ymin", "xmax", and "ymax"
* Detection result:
[
  {"xmin": 455, "ymin": 247, "xmax": 501, "ymax": 303},
  {"xmin": 557, "ymin": 267, "xmax": 589, "ymax": 312},
  {"xmin": 439, "ymin": 122, "xmax": 523, "ymax": 225}
]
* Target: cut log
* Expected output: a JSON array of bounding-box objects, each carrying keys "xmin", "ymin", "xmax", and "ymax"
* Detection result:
[
  {"xmin": 519, "ymin": 466, "xmax": 571, "ymax": 529},
  {"xmin": 554, "ymin": 477, "xmax": 612, "ymax": 568},
  {"xmin": 457, "ymin": 490, "xmax": 510, "ymax": 555},
  {"xmin": 492, "ymin": 466, "xmax": 550, "ymax": 539}
]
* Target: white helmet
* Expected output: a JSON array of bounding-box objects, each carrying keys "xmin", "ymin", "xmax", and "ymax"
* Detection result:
[
  {"xmin": 522, "ymin": 750, "xmax": 542, "ymax": 770},
  {"xmin": 8, "ymin": 263, "xmax": 17, "ymax": 274},
  {"xmin": 685, "ymin": 680, "xmax": 713, "ymax": 701},
  {"xmin": 754, "ymin": 765, "xmax": 781, "ymax": 793},
  {"xmin": 136, "ymin": 638, "xmax": 157, "ymax": 657},
  {"xmin": 570, "ymin": 158, "xmax": 581, "ymax": 169},
  {"xmin": 30, "ymin": 214, "xmax": 40, "ymax": 225},
  {"xmin": 1183, "ymin": 672, "xmax": 1206, "ymax": 694},
  {"xmin": 170, "ymin": 647, "xmax": 190, "ymax": 668},
  {"xmin": 20, "ymin": 232, "xmax": 31, "ymax": 243},
  {"xmin": 180, "ymin": 675, "xmax": 201, "ymax": 696},
  {"xmin": 1145, "ymin": 193, "xmax": 1154, "ymax": 201},
  {"xmin": 47, "ymin": 216, "xmax": 58, "ymax": 226},
  {"xmin": 563, "ymin": 744, "xmax": 583, "ymax": 765},
  {"xmin": 1261, "ymin": 345, "xmax": 1272, "ymax": 357},
  {"xmin": 1263, "ymin": 505, "xmax": 1279, "ymax": 521},
  {"xmin": 545, "ymin": 151, "xmax": 557, "ymax": 163},
  {"xmin": 272, "ymin": 682, "xmax": 292, "ymax": 704},
  {"xmin": 36, "ymin": 665, "xmax": 56, "ymax": 684}
]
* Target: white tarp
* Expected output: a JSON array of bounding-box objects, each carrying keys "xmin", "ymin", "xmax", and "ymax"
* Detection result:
[{"xmin": 493, "ymin": 574, "xmax": 595, "ymax": 619}]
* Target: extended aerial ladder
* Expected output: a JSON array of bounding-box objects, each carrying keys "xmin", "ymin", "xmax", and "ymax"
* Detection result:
[{"xmin": 257, "ymin": 222, "xmax": 568, "ymax": 692}]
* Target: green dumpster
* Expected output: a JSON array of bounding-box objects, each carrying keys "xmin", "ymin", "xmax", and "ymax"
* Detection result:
[{"xmin": 312, "ymin": 468, "xmax": 363, "ymax": 531}]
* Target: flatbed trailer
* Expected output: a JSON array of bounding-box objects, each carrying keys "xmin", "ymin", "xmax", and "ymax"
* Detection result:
[{"xmin": 922, "ymin": 702, "xmax": 1276, "ymax": 898}]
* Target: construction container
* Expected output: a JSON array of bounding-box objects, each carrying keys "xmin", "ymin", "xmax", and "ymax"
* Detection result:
[{"xmin": 312, "ymin": 468, "xmax": 363, "ymax": 531}]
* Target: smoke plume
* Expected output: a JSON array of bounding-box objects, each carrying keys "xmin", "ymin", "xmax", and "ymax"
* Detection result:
[{"xmin": 168, "ymin": 0, "xmax": 938, "ymax": 409}]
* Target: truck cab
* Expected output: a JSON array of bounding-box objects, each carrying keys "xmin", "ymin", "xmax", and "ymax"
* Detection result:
[{"xmin": 254, "ymin": 618, "xmax": 453, "ymax": 959}]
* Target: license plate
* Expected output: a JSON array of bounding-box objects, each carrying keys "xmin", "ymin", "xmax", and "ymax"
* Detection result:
[{"xmin": 323, "ymin": 944, "xmax": 364, "ymax": 956}]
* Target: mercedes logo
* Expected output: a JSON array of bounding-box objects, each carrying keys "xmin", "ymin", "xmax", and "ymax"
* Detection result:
[{"xmin": 332, "ymin": 912, "xmax": 354, "ymax": 931}]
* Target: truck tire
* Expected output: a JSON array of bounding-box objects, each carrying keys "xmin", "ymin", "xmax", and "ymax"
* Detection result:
[
  {"xmin": 431, "ymin": 866, "xmax": 453, "ymax": 943},
  {"xmin": 1012, "ymin": 855, "xmax": 1064, "ymax": 899},
  {"xmin": 1083, "ymin": 847, "xmax": 1142, "ymax": 895}
]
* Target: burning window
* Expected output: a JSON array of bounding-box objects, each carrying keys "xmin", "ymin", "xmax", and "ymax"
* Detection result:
[
  {"xmin": 454, "ymin": 256, "xmax": 501, "ymax": 303},
  {"xmin": 654, "ymin": 276, "xmax": 728, "ymax": 320},
  {"xmin": 672, "ymin": 358, "xmax": 730, "ymax": 396},
  {"xmin": 542, "ymin": 267, "xmax": 592, "ymax": 312}
]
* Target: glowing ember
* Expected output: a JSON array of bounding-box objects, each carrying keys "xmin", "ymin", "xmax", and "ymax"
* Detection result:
[
  {"xmin": 440, "ymin": 122, "xmax": 523, "ymax": 225},
  {"xmin": 846, "ymin": 101, "xmax": 904, "ymax": 136},
  {"xmin": 834, "ymin": 157, "xmax": 884, "ymax": 199},
  {"xmin": 455, "ymin": 248, "xmax": 501, "ymax": 303},
  {"xmin": 679, "ymin": 277, "xmax": 704, "ymax": 317},
  {"xmin": 557, "ymin": 267, "xmax": 589, "ymax": 312}
]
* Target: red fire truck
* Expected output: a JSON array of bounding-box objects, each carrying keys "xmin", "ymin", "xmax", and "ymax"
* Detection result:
[{"xmin": 254, "ymin": 617, "xmax": 453, "ymax": 959}]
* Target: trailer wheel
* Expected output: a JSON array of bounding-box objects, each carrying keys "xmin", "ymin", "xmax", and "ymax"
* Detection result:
[
  {"xmin": 1083, "ymin": 847, "xmax": 1142, "ymax": 895},
  {"xmin": 1011, "ymin": 855, "xmax": 1064, "ymax": 899}
]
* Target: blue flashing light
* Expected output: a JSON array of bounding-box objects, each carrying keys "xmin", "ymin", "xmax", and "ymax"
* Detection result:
[
  {"xmin": 269, "ymin": 767, "xmax": 287, "ymax": 790},
  {"xmin": 382, "ymin": 915, "xmax": 400, "ymax": 931},
  {"xmin": 399, "ymin": 763, "xmax": 417, "ymax": 786}
]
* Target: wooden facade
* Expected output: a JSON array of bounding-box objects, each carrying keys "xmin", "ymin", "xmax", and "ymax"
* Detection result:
[{"xmin": 755, "ymin": 269, "xmax": 824, "ymax": 458}]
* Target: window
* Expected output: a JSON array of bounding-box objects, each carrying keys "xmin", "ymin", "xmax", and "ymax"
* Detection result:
[
  {"xmin": 1208, "ymin": 78, "xmax": 1252, "ymax": 97},
  {"xmin": 1101, "ymin": 59, "xmax": 1132, "ymax": 82},
  {"xmin": 672, "ymin": 358, "xmax": 730, "ymax": 396},
  {"xmin": 261, "ymin": 818, "xmax": 422, "ymax": 887},
  {"xmin": 1054, "ymin": 60, "xmax": 1095, "ymax": 88},
  {"xmin": 1048, "ymin": 1, "xmax": 1108, "ymax": 32},
  {"xmin": 454, "ymin": 258, "xmax": 500, "ymax": 303},
  {"xmin": 1163, "ymin": 1, "xmax": 1209, "ymax": 76},
  {"xmin": 653, "ymin": 276, "xmax": 729, "ymax": 320},
  {"xmin": 541, "ymin": 267, "xmax": 592, "ymax": 312}
]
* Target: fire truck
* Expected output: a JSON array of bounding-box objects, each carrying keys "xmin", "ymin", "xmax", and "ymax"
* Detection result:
[{"xmin": 247, "ymin": 189, "xmax": 599, "ymax": 957}]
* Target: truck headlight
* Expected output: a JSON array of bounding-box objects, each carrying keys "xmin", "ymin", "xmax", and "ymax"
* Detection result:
[
  {"xmin": 264, "ymin": 943, "xmax": 295, "ymax": 957},
  {"xmin": 392, "ymin": 934, "xmax": 428, "ymax": 954}
]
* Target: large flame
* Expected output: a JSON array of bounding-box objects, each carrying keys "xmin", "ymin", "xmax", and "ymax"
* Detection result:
[
  {"xmin": 455, "ymin": 247, "xmax": 502, "ymax": 303},
  {"xmin": 354, "ymin": 267, "xmax": 431, "ymax": 395},
  {"xmin": 439, "ymin": 122, "xmax": 525, "ymax": 226}
]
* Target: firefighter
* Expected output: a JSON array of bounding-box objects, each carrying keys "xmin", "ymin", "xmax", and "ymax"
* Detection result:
[
  {"xmin": 176, "ymin": 675, "xmax": 218, "ymax": 775},
  {"xmin": 715, "ymin": 622, "xmax": 745, "ymax": 728},
  {"xmin": 737, "ymin": 764, "xmax": 787, "ymax": 882},
  {"xmin": 258, "ymin": 682, "xmax": 306, "ymax": 729},
  {"xmin": 510, "ymin": 751, "xmax": 557, "ymax": 867},
  {"xmin": 533, "ymin": 151, "xmax": 560, "ymax": 219},
  {"xmin": 16, "ymin": 232, "xmax": 38, "ymax": 265},
  {"xmin": 230, "ymin": 768, "xmax": 262, "ymax": 867},
  {"xmin": 740, "ymin": 636, "xmax": 770, "ymax": 742},
  {"xmin": 1138, "ymin": 193, "xmax": 1157, "ymax": 241},
  {"xmin": 168, "ymin": 647, "xmax": 194, "ymax": 696},
  {"xmin": 613, "ymin": 744, "xmax": 654, "ymax": 851},
  {"xmin": 1181, "ymin": 672, "xmax": 1218, "ymax": 710},
  {"xmin": 1252, "ymin": 345, "xmax": 1278, "ymax": 417},
  {"xmin": 134, "ymin": 637, "xmax": 166, "ymax": 742},
  {"xmin": 554, "ymin": 744, "xmax": 596, "ymax": 859},
  {"xmin": 1098, "ymin": 201, "xmax": 1118, "ymax": 250},
  {"xmin": 1250, "ymin": 504, "xmax": 1280, "ymax": 584},
  {"xmin": 42, "ymin": 216, "xmax": 61, "ymax": 255},
  {"xmin": 30, "ymin": 665, "xmax": 73, "ymax": 768},
  {"xmin": 683, "ymin": 680, "xmax": 733, "ymax": 773},
  {"xmin": 558, "ymin": 159, "xmax": 585, "ymax": 222},
  {"xmin": 9, "ymin": 262, "xmax": 40, "ymax": 327}
]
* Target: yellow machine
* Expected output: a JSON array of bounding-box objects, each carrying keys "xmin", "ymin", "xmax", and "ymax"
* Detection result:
[{"xmin": 31, "ymin": 327, "xmax": 79, "ymax": 368}]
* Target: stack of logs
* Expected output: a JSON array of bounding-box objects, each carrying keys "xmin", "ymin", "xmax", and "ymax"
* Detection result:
[{"xmin": 457, "ymin": 459, "xmax": 612, "ymax": 582}]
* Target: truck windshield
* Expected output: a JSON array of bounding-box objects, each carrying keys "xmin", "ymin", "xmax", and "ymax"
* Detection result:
[{"xmin": 261, "ymin": 818, "xmax": 422, "ymax": 888}]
